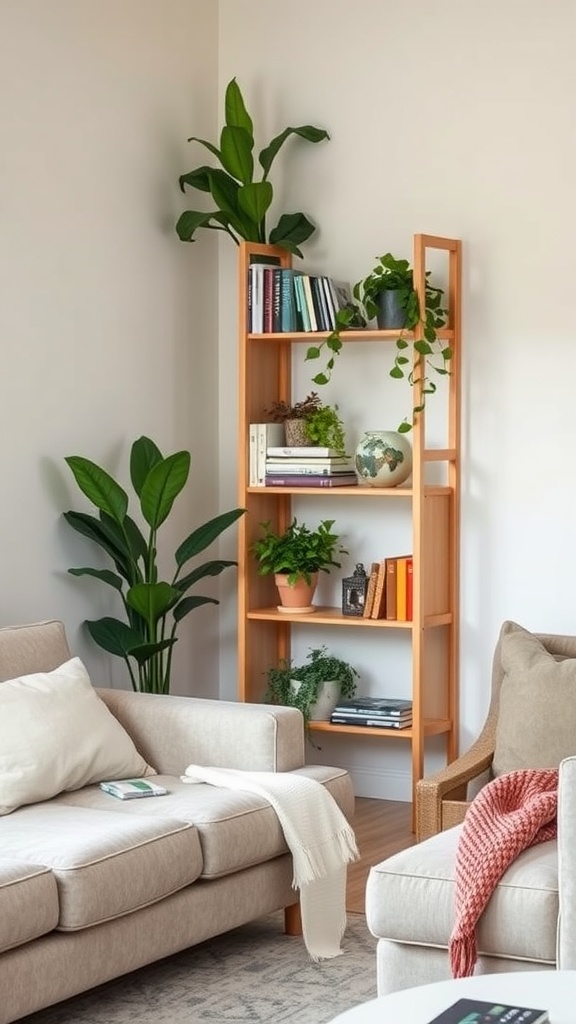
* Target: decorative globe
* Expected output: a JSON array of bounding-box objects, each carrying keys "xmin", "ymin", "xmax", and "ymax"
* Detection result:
[{"xmin": 354, "ymin": 430, "xmax": 413, "ymax": 488}]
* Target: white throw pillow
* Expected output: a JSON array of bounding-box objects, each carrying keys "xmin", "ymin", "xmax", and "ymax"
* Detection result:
[{"xmin": 0, "ymin": 657, "xmax": 154, "ymax": 815}]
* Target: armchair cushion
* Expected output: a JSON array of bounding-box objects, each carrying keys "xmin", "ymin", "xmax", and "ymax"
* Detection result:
[
  {"xmin": 493, "ymin": 621, "xmax": 576, "ymax": 776},
  {"xmin": 0, "ymin": 657, "xmax": 153, "ymax": 815}
]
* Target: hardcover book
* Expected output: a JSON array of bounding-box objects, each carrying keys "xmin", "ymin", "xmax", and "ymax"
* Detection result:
[
  {"xmin": 333, "ymin": 697, "xmax": 412, "ymax": 715},
  {"xmin": 330, "ymin": 715, "xmax": 412, "ymax": 729},
  {"xmin": 370, "ymin": 559, "xmax": 388, "ymax": 619},
  {"xmin": 264, "ymin": 462, "xmax": 355, "ymax": 476},
  {"xmin": 265, "ymin": 473, "xmax": 358, "ymax": 488},
  {"xmin": 267, "ymin": 446, "xmax": 347, "ymax": 458},
  {"xmin": 249, "ymin": 423, "xmax": 285, "ymax": 486},
  {"xmin": 363, "ymin": 562, "xmax": 380, "ymax": 618},
  {"xmin": 385, "ymin": 556, "xmax": 397, "ymax": 620},
  {"xmin": 426, "ymin": 998, "xmax": 548, "ymax": 1024}
]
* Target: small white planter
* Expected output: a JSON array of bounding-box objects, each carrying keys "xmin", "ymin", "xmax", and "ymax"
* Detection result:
[{"xmin": 289, "ymin": 679, "xmax": 341, "ymax": 721}]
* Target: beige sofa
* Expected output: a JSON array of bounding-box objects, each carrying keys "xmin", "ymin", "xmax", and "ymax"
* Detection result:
[
  {"xmin": 0, "ymin": 620, "xmax": 354, "ymax": 1024},
  {"xmin": 366, "ymin": 621, "xmax": 576, "ymax": 994}
]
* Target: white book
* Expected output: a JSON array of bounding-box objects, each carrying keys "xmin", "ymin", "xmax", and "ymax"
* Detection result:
[
  {"xmin": 99, "ymin": 778, "xmax": 168, "ymax": 800},
  {"xmin": 249, "ymin": 423, "xmax": 285, "ymax": 485},
  {"xmin": 265, "ymin": 462, "xmax": 355, "ymax": 475},
  {"xmin": 266, "ymin": 445, "xmax": 346, "ymax": 458}
]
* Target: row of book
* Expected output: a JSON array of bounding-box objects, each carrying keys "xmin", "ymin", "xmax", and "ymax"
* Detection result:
[
  {"xmin": 247, "ymin": 261, "xmax": 352, "ymax": 334},
  {"xmin": 364, "ymin": 556, "xmax": 413, "ymax": 621},
  {"xmin": 330, "ymin": 697, "xmax": 412, "ymax": 729},
  {"xmin": 265, "ymin": 447, "xmax": 357, "ymax": 488}
]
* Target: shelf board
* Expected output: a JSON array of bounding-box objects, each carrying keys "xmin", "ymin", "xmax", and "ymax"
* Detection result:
[
  {"xmin": 247, "ymin": 485, "xmax": 452, "ymax": 496},
  {"xmin": 246, "ymin": 607, "xmax": 453, "ymax": 627},
  {"xmin": 248, "ymin": 328, "xmax": 455, "ymax": 343},
  {"xmin": 309, "ymin": 718, "xmax": 452, "ymax": 738}
]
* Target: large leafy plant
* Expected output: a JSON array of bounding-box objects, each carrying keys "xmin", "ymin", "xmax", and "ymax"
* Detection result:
[
  {"xmin": 176, "ymin": 78, "xmax": 329, "ymax": 257},
  {"xmin": 63, "ymin": 435, "xmax": 245, "ymax": 694}
]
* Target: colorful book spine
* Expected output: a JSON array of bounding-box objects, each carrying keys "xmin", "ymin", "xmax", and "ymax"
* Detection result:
[
  {"xmin": 406, "ymin": 556, "xmax": 413, "ymax": 621},
  {"xmin": 385, "ymin": 557, "xmax": 397, "ymax": 620},
  {"xmin": 267, "ymin": 446, "xmax": 346, "ymax": 458},
  {"xmin": 301, "ymin": 275, "xmax": 318, "ymax": 331},
  {"xmin": 370, "ymin": 560, "xmax": 388, "ymax": 619},
  {"xmin": 396, "ymin": 556, "xmax": 409, "ymax": 622},
  {"xmin": 280, "ymin": 269, "xmax": 302, "ymax": 332},
  {"xmin": 264, "ymin": 463, "xmax": 354, "ymax": 476},
  {"xmin": 363, "ymin": 562, "xmax": 380, "ymax": 618}
]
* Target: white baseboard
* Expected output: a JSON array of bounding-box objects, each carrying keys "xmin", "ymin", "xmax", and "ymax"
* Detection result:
[{"xmin": 344, "ymin": 764, "xmax": 412, "ymax": 802}]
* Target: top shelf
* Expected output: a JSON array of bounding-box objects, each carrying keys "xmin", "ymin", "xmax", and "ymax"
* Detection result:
[{"xmin": 247, "ymin": 328, "xmax": 455, "ymax": 342}]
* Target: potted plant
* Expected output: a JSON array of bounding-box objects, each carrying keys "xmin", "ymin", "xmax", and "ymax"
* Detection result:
[
  {"xmin": 264, "ymin": 645, "xmax": 360, "ymax": 724},
  {"xmin": 266, "ymin": 392, "xmax": 346, "ymax": 451},
  {"xmin": 63, "ymin": 435, "xmax": 245, "ymax": 694},
  {"xmin": 252, "ymin": 517, "xmax": 347, "ymax": 612},
  {"xmin": 176, "ymin": 77, "xmax": 329, "ymax": 257},
  {"xmin": 305, "ymin": 252, "xmax": 451, "ymax": 432}
]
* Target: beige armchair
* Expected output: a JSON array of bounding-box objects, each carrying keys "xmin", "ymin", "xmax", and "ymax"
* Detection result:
[
  {"xmin": 366, "ymin": 620, "xmax": 576, "ymax": 995},
  {"xmin": 417, "ymin": 620, "xmax": 576, "ymax": 840}
]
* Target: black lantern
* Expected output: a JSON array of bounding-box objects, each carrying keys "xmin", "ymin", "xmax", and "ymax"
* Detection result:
[{"xmin": 342, "ymin": 563, "xmax": 368, "ymax": 616}]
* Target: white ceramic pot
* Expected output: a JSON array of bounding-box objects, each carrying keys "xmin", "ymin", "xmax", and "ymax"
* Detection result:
[{"xmin": 289, "ymin": 679, "xmax": 341, "ymax": 721}]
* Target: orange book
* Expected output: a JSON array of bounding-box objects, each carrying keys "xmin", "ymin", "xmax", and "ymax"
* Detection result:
[
  {"xmin": 406, "ymin": 556, "xmax": 413, "ymax": 621},
  {"xmin": 370, "ymin": 560, "xmax": 388, "ymax": 619},
  {"xmin": 384, "ymin": 557, "xmax": 397, "ymax": 620},
  {"xmin": 363, "ymin": 562, "xmax": 380, "ymax": 618},
  {"xmin": 396, "ymin": 556, "xmax": 409, "ymax": 621}
]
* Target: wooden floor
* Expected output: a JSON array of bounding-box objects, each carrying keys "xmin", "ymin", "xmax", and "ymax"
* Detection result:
[{"xmin": 346, "ymin": 797, "xmax": 417, "ymax": 914}]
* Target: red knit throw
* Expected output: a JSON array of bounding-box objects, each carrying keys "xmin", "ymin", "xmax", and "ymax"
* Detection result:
[{"xmin": 449, "ymin": 767, "xmax": 558, "ymax": 979}]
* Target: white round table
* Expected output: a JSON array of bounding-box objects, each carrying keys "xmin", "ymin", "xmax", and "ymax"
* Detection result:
[{"xmin": 328, "ymin": 970, "xmax": 576, "ymax": 1023}]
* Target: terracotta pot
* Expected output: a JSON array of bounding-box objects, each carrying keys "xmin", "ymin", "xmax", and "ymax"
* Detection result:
[{"xmin": 274, "ymin": 572, "xmax": 318, "ymax": 614}]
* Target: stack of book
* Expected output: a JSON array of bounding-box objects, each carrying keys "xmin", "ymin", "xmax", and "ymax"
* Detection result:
[
  {"xmin": 363, "ymin": 555, "xmax": 413, "ymax": 621},
  {"xmin": 247, "ymin": 260, "xmax": 353, "ymax": 334},
  {"xmin": 330, "ymin": 697, "xmax": 413, "ymax": 729},
  {"xmin": 265, "ymin": 445, "xmax": 358, "ymax": 488}
]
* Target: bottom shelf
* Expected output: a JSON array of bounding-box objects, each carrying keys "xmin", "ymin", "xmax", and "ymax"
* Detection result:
[{"xmin": 308, "ymin": 718, "xmax": 452, "ymax": 739}]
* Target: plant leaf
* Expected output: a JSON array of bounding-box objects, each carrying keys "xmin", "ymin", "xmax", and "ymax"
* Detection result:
[
  {"xmin": 126, "ymin": 638, "xmax": 177, "ymax": 666},
  {"xmin": 65, "ymin": 456, "xmax": 128, "ymax": 523},
  {"xmin": 224, "ymin": 77, "xmax": 253, "ymax": 135},
  {"xmin": 63, "ymin": 510, "xmax": 128, "ymax": 567},
  {"xmin": 173, "ymin": 595, "xmax": 219, "ymax": 622},
  {"xmin": 178, "ymin": 166, "xmax": 213, "ymax": 193},
  {"xmin": 186, "ymin": 135, "xmax": 221, "ymax": 161},
  {"xmin": 237, "ymin": 182, "xmax": 273, "ymax": 224},
  {"xmin": 86, "ymin": 617, "xmax": 144, "ymax": 658},
  {"xmin": 220, "ymin": 125, "xmax": 254, "ymax": 184},
  {"xmin": 126, "ymin": 582, "xmax": 179, "ymax": 623},
  {"xmin": 269, "ymin": 212, "xmax": 316, "ymax": 256},
  {"xmin": 68, "ymin": 567, "xmax": 123, "ymax": 590},
  {"xmin": 176, "ymin": 209, "xmax": 231, "ymax": 242},
  {"xmin": 130, "ymin": 436, "xmax": 163, "ymax": 497},
  {"xmin": 140, "ymin": 451, "xmax": 190, "ymax": 530},
  {"xmin": 259, "ymin": 126, "xmax": 330, "ymax": 176},
  {"xmin": 176, "ymin": 559, "xmax": 238, "ymax": 594},
  {"xmin": 175, "ymin": 508, "xmax": 245, "ymax": 567}
]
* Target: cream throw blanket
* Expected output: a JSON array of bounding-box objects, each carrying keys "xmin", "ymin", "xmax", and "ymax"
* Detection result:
[{"xmin": 181, "ymin": 764, "xmax": 359, "ymax": 961}]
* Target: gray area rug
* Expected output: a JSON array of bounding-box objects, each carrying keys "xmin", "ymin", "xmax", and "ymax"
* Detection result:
[{"xmin": 22, "ymin": 913, "xmax": 377, "ymax": 1024}]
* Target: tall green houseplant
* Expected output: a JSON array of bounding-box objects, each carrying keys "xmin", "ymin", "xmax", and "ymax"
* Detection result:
[
  {"xmin": 176, "ymin": 78, "xmax": 329, "ymax": 256},
  {"xmin": 63, "ymin": 435, "xmax": 245, "ymax": 694}
]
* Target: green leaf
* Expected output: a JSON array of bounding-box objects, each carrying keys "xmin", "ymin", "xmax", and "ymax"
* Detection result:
[
  {"xmin": 65, "ymin": 456, "xmax": 128, "ymax": 523},
  {"xmin": 86, "ymin": 617, "xmax": 145, "ymax": 658},
  {"xmin": 63, "ymin": 510, "xmax": 128, "ymax": 567},
  {"xmin": 178, "ymin": 166, "xmax": 213, "ymax": 193},
  {"xmin": 68, "ymin": 567, "xmax": 123, "ymax": 590},
  {"xmin": 130, "ymin": 436, "xmax": 163, "ymax": 497},
  {"xmin": 269, "ymin": 213, "xmax": 316, "ymax": 256},
  {"xmin": 140, "ymin": 451, "xmax": 190, "ymax": 530},
  {"xmin": 175, "ymin": 508, "xmax": 245, "ymax": 568},
  {"xmin": 207, "ymin": 171, "xmax": 259, "ymax": 241},
  {"xmin": 224, "ymin": 78, "xmax": 253, "ymax": 135},
  {"xmin": 220, "ymin": 125, "xmax": 254, "ymax": 184},
  {"xmin": 126, "ymin": 638, "xmax": 177, "ymax": 666},
  {"xmin": 186, "ymin": 135, "xmax": 221, "ymax": 161},
  {"xmin": 99, "ymin": 511, "xmax": 147, "ymax": 581},
  {"xmin": 173, "ymin": 595, "xmax": 219, "ymax": 622},
  {"xmin": 311, "ymin": 372, "xmax": 329, "ymax": 385},
  {"xmin": 398, "ymin": 421, "xmax": 412, "ymax": 434},
  {"xmin": 390, "ymin": 367, "xmax": 404, "ymax": 379},
  {"xmin": 126, "ymin": 582, "xmax": 179, "ymax": 623},
  {"xmin": 175, "ymin": 209, "xmax": 231, "ymax": 242},
  {"xmin": 259, "ymin": 126, "xmax": 330, "ymax": 176},
  {"xmin": 327, "ymin": 335, "xmax": 342, "ymax": 354},
  {"xmin": 396, "ymin": 338, "xmax": 409, "ymax": 350},
  {"xmin": 176, "ymin": 559, "xmax": 238, "ymax": 594},
  {"xmin": 306, "ymin": 346, "xmax": 321, "ymax": 359},
  {"xmin": 415, "ymin": 340, "xmax": 433, "ymax": 355},
  {"xmin": 237, "ymin": 182, "xmax": 273, "ymax": 224}
]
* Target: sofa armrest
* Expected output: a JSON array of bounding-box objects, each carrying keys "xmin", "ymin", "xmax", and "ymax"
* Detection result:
[
  {"xmin": 416, "ymin": 737, "xmax": 495, "ymax": 841},
  {"xmin": 557, "ymin": 755, "xmax": 576, "ymax": 969},
  {"xmin": 96, "ymin": 689, "xmax": 305, "ymax": 775}
]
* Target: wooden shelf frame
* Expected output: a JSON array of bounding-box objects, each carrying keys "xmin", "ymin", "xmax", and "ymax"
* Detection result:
[{"xmin": 236, "ymin": 235, "xmax": 462, "ymax": 804}]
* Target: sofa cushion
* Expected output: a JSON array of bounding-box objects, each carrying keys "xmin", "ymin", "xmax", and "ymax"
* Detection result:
[
  {"xmin": 0, "ymin": 804, "xmax": 202, "ymax": 929},
  {"xmin": 53, "ymin": 764, "xmax": 353, "ymax": 878},
  {"xmin": 494, "ymin": 621, "xmax": 576, "ymax": 776},
  {"xmin": 0, "ymin": 858, "xmax": 59, "ymax": 953},
  {"xmin": 366, "ymin": 824, "xmax": 559, "ymax": 964},
  {"xmin": 0, "ymin": 657, "xmax": 154, "ymax": 815}
]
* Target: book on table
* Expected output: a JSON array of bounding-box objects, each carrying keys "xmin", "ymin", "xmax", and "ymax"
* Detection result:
[{"xmin": 426, "ymin": 998, "xmax": 549, "ymax": 1024}]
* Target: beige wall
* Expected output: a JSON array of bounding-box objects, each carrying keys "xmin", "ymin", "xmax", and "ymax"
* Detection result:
[
  {"xmin": 0, "ymin": 0, "xmax": 219, "ymax": 694},
  {"xmin": 218, "ymin": 0, "xmax": 576, "ymax": 795}
]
